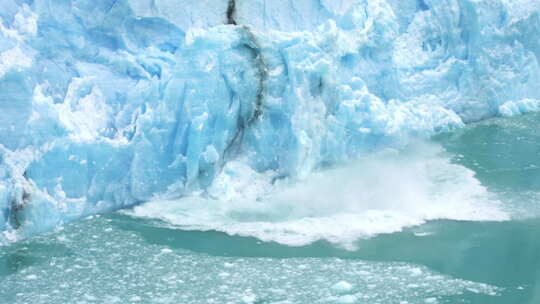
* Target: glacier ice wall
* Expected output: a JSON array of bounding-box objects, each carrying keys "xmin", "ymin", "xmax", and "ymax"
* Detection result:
[{"xmin": 0, "ymin": 0, "xmax": 539, "ymax": 242}]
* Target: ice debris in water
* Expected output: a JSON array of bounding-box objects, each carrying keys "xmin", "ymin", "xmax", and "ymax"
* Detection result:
[
  {"xmin": 0, "ymin": 215, "xmax": 503, "ymax": 304},
  {"xmin": 331, "ymin": 281, "xmax": 354, "ymax": 293},
  {"xmin": 1, "ymin": 0, "xmax": 539, "ymax": 242}
]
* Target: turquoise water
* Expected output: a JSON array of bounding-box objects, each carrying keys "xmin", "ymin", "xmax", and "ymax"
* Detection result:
[
  {"xmin": 436, "ymin": 114, "xmax": 540, "ymax": 218},
  {"xmin": 2, "ymin": 113, "xmax": 540, "ymax": 304}
]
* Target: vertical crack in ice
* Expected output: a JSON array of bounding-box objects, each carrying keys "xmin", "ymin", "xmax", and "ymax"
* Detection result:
[
  {"xmin": 226, "ymin": 0, "xmax": 237, "ymax": 25},
  {"xmin": 8, "ymin": 168, "xmax": 34, "ymax": 231},
  {"xmin": 223, "ymin": 25, "xmax": 268, "ymax": 160},
  {"xmin": 13, "ymin": 190, "xmax": 30, "ymax": 230},
  {"xmin": 224, "ymin": 1, "xmax": 268, "ymax": 121},
  {"xmin": 9, "ymin": 198, "xmax": 20, "ymax": 230},
  {"xmin": 225, "ymin": 1, "xmax": 267, "ymax": 123},
  {"xmin": 239, "ymin": 26, "xmax": 267, "ymax": 124},
  {"xmin": 9, "ymin": 186, "xmax": 30, "ymax": 231}
]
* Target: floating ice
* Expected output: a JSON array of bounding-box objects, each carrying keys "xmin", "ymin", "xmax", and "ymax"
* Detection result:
[
  {"xmin": 1, "ymin": 0, "xmax": 539, "ymax": 242},
  {"xmin": 332, "ymin": 281, "xmax": 354, "ymax": 293},
  {"xmin": 0, "ymin": 215, "xmax": 503, "ymax": 304}
]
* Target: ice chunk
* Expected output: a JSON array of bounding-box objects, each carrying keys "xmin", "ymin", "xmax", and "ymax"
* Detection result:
[
  {"xmin": 498, "ymin": 99, "xmax": 540, "ymax": 117},
  {"xmin": 332, "ymin": 281, "xmax": 353, "ymax": 293}
]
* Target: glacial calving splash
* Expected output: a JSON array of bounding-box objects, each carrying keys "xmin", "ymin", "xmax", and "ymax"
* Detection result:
[{"xmin": 1, "ymin": 0, "xmax": 539, "ymax": 243}]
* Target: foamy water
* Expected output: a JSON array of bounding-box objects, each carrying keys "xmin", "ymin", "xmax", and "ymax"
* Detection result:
[{"xmin": 128, "ymin": 143, "xmax": 508, "ymax": 249}]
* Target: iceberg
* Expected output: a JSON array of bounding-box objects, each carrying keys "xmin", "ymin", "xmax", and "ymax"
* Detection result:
[{"xmin": 1, "ymin": 0, "xmax": 539, "ymax": 243}]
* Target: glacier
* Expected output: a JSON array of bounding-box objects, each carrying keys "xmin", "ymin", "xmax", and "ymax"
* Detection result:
[{"xmin": 0, "ymin": 0, "xmax": 539, "ymax": 243}]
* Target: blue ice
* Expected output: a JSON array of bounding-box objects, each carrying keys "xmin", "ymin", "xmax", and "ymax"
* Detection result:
[{"xmin": 1, "ymin": 0, "xmax": 539, "ymax": 242}]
